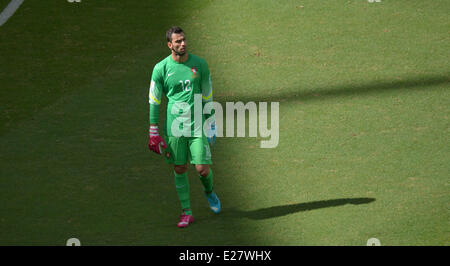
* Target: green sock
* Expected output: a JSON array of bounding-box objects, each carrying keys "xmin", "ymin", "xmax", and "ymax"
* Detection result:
[
  {"xmin": 199, "ymin": 168, "xmax": 214, "ymax": 194},
  {"xmin": 174, "ymin": 171, "xmax": 191, "ymax": 215}
]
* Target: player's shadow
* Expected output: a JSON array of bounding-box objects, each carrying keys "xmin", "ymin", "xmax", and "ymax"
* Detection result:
[{"xmin": 228, "ymin": 197, "xmax": 375, "ymax": 220}]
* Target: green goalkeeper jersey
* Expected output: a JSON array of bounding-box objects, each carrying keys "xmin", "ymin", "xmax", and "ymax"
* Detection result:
[{"xmin": 149, "ymin": 53, "xmax": 214, "ymax": 137}]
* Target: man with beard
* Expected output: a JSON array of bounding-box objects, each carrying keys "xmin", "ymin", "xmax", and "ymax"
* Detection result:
[{"xmin": 148, "ymin": 26, "xmax": 220, "ymax": 228}]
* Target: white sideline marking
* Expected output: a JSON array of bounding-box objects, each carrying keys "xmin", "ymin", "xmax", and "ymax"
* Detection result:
[{"xmin": 0, "ymin": 0, "xmax": 25, "ymax": 27}]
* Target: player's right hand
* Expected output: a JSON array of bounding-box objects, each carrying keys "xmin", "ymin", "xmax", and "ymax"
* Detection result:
[{"xmin": 148, "ymin": 125, "xmax": 167, "ymax": 155}]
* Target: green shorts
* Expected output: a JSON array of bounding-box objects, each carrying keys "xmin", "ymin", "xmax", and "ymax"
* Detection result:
[{"xmin": 164, "ymin": 136, "xmax": 212, "ymax": 165}]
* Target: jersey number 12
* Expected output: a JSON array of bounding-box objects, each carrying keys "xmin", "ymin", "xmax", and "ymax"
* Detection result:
[{"xmin": 179, "ymin": 80, "xmax": 192, "ymax": 92}]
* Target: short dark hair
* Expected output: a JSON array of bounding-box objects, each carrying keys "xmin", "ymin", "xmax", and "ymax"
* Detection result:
[{"xmin": 166, "ymin": 26, "xmax": 184, "ymax": 42}]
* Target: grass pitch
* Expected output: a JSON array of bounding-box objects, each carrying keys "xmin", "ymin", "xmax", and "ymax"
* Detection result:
[{"xmin": 0, "ymin": 0, "xmax": 448, "ymax": 245}]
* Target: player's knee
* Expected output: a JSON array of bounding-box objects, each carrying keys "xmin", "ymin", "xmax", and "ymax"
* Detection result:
[
  {"xmin": 174, "ymin": 164, "xmax": 188, "ymax": 174},
  {"xmin": 196, "ymin": 165, "xmax": 209, "ymax": 177}
]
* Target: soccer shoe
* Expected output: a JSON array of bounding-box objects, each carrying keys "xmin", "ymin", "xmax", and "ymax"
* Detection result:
[
  {"xmin": 177, "ymin": 214, "xmax": 194, "ymax": 228},
  {"xmin": 205, "ymin": 192, "xmax": 221, "ymax": 214}
]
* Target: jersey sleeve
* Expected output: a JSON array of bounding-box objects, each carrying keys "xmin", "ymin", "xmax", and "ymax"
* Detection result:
[
  {"xmin": 149, "ymin": 64, "xmax": 164, "ymax": 124},
  {"xmin": 201, "ymin": 61, "xmax": 215, "ymax": 120}
]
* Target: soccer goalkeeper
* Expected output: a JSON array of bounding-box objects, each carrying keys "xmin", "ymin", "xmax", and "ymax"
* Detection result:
[{"xmin": 148, "ymin": 26, "xmax": 220, "ymax": 228}]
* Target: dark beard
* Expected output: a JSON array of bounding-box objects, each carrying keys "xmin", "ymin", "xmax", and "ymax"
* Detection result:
[{"xmin": 172, "ymin": 48, "xmax": 185, "ymax": 56}]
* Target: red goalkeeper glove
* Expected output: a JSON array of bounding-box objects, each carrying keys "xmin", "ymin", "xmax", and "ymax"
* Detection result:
[{"xmin": 148, "ymin": 125, "xmax": 167, "ymax": 155}]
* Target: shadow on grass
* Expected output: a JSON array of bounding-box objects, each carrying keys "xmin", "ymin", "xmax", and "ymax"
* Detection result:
[
  {"xmin": 227, "ymin": 197, "xmax": 375, "ymax": 220},
  {"xmin": 216, "ymin": 74, "xmax": 450, "ymax": 103}
]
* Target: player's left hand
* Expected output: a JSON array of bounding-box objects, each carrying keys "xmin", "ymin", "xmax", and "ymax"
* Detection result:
[{"xmin": 207, "ymin": 121, "xmax": 216, "ymax": 146}]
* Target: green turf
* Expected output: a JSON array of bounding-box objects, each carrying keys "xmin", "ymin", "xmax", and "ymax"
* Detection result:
[{"xmin": 0, "ymin": 0, "xmax": 448, "ymax": 245}]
